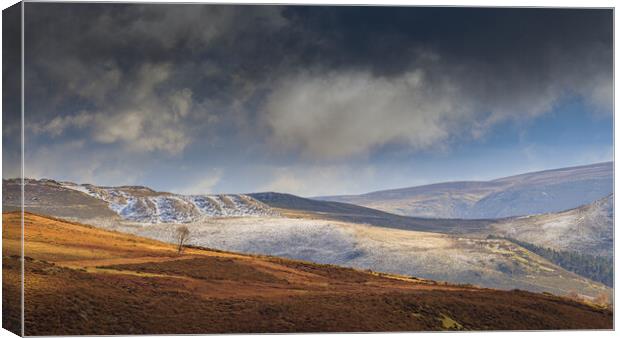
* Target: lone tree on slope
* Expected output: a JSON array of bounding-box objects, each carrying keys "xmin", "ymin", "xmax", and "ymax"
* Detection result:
[{"xmin": 176, "ymin": 225, "xmax": 191, "ymax": 255}]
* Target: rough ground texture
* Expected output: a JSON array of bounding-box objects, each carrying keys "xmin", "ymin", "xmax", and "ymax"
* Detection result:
[{"xmin": 2, "ymin": 212, "xmax": 613, "ymax": 335}]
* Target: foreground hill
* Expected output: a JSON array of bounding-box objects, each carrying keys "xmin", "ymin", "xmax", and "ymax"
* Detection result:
[
  {"xmin": 318, "ymin": 162, "xmax": 612, "ymax": 219},
  {"xmin": 2, "ymin": 212, "xmax": 612, "ymax": 335}
]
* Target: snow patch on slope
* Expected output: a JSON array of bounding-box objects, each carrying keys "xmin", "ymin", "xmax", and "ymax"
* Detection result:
[
  {"xmin": 492, "ymin": 194, "xmax": 613, "ymax": 257},
  {"xmin": 61, "ymin": 183, "xmax": 277, "ymax": 223}
]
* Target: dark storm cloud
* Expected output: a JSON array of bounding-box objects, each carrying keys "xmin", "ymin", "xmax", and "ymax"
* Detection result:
[
  {"xmin": 279, "ymin": 7, "xmax": 611, "ymax": 75},
  {"xmin": 25, "ymin": 3, "xmax": 288, "ymax": 154},
  {"xmin": 3, "ymin": 3, "xmax": 20, "ymax": 123},
  {"xmin": 265, "ymin": 7, "xmax": 613, "ymax": 157},
  {"xmin": 3, "ymin": 3, "xmax": 22, "ymax": 178},
  {"xmin": 23, "ymin": 4, "xmax": 612, "ymax": 160}
]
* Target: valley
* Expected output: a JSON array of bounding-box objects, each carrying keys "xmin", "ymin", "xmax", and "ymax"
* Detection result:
[{"xmin": 2, "ymin": 171, "xmax": 613, "ymax": 300}]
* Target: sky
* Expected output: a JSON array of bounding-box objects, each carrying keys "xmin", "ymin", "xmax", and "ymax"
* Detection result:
[{"xmin": 3, "ymin": 5, "xmax": 613, "ymax": 197}]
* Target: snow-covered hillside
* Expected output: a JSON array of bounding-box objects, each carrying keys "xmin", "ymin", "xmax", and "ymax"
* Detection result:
[
  {"xmin": 54, "ymin": 181, "xmax": 277, "ymax": 223},
  {"xmin": 491, "ymin": 194, "xmax": 613, "ymax": 257},
  {"xmin": 318, "ymin": 162, "xmax": 613, "ymax": 219}
]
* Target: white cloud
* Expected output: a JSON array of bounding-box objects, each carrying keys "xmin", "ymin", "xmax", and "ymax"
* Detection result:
[
  {"xmin": 24, "ymin": 140, "xmax": 143, "ymax": 186},
  {"xmin": 259, "ymin": 165, "xmax": 376, "ymax": 197},
  {"xmin": 264, "ymin": 70, "xmax": 471, "ymax": 158},
  {"xmin": 173, "ymin": 170, "xmax": 223, "ymax": 195},
  {"xmin": 168, "ymin": 88, "xmax": 193, "ymax": 118},
  {"xmin": 33, "ymin": 112, "xmax": 95, "ymax": 137},
  {"xmin": 263, "ymin": 53, "xmax": 611, "ymax": 160},
  {"xmin": 32, "ymin": 63, "xmax": 202, "ymax": 155}
]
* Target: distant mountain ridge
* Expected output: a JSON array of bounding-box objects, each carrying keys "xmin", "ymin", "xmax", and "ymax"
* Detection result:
[{"xmin": 316, "ymin": 162, "xmax": 613, "ymax": 219}]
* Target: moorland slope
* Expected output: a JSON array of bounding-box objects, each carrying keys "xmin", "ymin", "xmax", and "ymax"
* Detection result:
[{"xmin": 2, "ymin": 212, "xmax": 613, "ymax": 335}]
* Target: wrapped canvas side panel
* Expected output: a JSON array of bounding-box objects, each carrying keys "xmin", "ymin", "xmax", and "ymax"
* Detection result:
[{"xmin": 2, "ymin": 2, "xmax": 23, "ymax": 337}]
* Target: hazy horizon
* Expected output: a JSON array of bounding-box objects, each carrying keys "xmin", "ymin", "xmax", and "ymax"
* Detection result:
[{"xmin": 4, "ymin": 160, "xmax": 611, "ymax": 198}]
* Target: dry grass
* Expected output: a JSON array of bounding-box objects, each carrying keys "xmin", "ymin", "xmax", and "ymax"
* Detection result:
[{"xmin": 2, "ymin": 211, "xmax": 613, "ymax": 335}]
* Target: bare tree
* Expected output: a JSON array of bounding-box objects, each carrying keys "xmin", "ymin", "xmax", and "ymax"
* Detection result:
[{"xmin": 175, "ymin": 226, "xmax": 190, "ymax": 255}]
